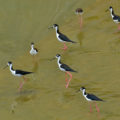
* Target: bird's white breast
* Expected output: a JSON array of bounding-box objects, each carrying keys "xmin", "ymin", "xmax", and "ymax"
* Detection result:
[
  {"xmin": 10, "ymin": 70, "xmax": 21, "ymax": 77},
  {"xmin": 30, "ymin": 49, "xmax": 37, "ymax": 55},
  {"xmin": 56, "ymin": 33, "xmax": 64, "ymax": 42},
  {"xmin": 59, "ymin": 66, "xmax": 65, "ymax": 72},
  {"xmin": 58, "ymin": 63, "xmax": 65, "ymax": 72},
  {"xmin": 84, "ymin": 95, "xmax": 92, "ymax": 102},
  {"xmin": 11, "ymin": 70, "xmax": 16, "ymax": 76},
  {"xmin": 113, "ymin": 19, "xmax": 120, "ymax": 23}
]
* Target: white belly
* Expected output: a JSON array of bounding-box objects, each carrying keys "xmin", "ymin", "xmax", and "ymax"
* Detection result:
[
  {"xmin": 30, "ymin": 49, "xmax": 37, "ymax": 55},
  {"xmin": 58, "ymin": 65, "xmax": 65, "ymax": 72},
  {"xmin": 11, "ymin": 70, "xmax": 22, "ymax": 77},
  {"xmin": 84, "ymin": 95, "xmax": 92, "ymax": 101},
  {"xmin": 56, "ymin": 33, "xmax": 64, "ymax": 43},
  {"xmin": 113, "ymin": 19, "xmax": 120, "ymax": 23}
]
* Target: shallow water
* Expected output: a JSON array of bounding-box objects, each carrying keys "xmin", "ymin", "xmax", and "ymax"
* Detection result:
[{"xmin": 0, "ymin": 0, "xmax": 120, "ymax": 119}]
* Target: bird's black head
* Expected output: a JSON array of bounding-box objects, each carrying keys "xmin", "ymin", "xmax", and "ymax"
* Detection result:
[
  {"xmin": 7, "ymin": 61, "xmax": 12, "ymax": 66},
  {"xmin": 109, "ymin": 6, "xmax": 113, "ymax": 10},
  {"xmin": 75, "ymin": 8, "xmax": 83, "ymax": 15},
  {"xmin": 53, "ymin": 24, "xmax": 58, "ymax": 27},
  {"xmin": 31, "ymin": 42, "xmax": 34, "ymax": 45},
  {"xmin": 80, "ymin": 87, "xmax": 86, "ymax": 91},
  {"xmin": 55, "ymin": 54, "xmax": 61, "ymax": 58},
  {"xmin": 53, "ymin": 24, "xmax": 59, "ymax": 29}
]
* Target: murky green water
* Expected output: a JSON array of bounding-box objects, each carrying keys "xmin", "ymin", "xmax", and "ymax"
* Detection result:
[{"xmin": 0, "ymin": 0, "xmax": 120, "ymax": 119}]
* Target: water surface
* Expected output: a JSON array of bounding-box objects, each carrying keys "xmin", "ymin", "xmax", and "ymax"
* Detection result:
[{"xmin": 0, "ymin": 0, "xmax": 120, "ymax": 120}]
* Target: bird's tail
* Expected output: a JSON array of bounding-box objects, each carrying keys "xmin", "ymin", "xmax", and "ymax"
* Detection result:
[
  {"xmin": 101, "ymin": 99, "xmax": 105, "ymax": 102},
  {"xmin": 71, "ymin": 70, "xmax": 77, "ymax": 72},
  {"xmin": 97, "ymin": 98, "xmax": 104, "ymax": 102},
  {"xmin": 25, "ymin": 72, "xmax": 33, "ymax": 75},
  {"xmin": 71, "ymin": 40, "xmax": 77, "ymax": 43}
]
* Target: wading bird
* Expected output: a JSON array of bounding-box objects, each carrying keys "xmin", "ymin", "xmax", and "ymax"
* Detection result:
[
  {"xmin": 55, "ymin": 54, "xmax": 77, "ymax": 88},
  {"xmin": 4, "ymin": 61, "xmax": 33, "ymax": 92},
  {"xmin": 80, "ymin": 87, "xmax": 103, "ymax": 113},
  {"xmin": 108, "ymin": 6, "xmax": 120, "ymax": 30},
  {"xmin": 49, "ymin": 24, "xmax": 76, "ymax": 51},
  {"xmin": 75, "ymin": 8, "xmax": 84, "ymax": 29},
  {"xmin": 30, "ymin": 42, "xmax": 38, "ymax": 56}
]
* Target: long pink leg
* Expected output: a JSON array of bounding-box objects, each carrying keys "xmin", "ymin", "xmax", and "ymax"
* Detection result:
[
  {"xmin": 18, "ymin": 76, "xmax": 27, "ymax": 92},
  {"xmin": 118, "ymin": 24, "xmax": 120, "ymax": 30},
  {"xmin": 90, "ymin": 103, "xmax": 92, "ymax": 113},
  {"xmin": 65, "ymin": 72, "xmax": 72, "ymax": 88},
  {"xmin": 95, "ymin": 103, "xmax": 100, "ymax": 113},
  {"xmin": 65, "ymin": 72, "xmax": 68, "ymax": 83},
  {"xmin": 79, "ymin": 15, "xmax": 83, "ymax": 29},
  {"xmin": 18, "ymin": 81, "xmax": 24, "ymax": 92},
  {"xmin": 62, "ymin": 43, "xmax": 68, "ymax": 51}
]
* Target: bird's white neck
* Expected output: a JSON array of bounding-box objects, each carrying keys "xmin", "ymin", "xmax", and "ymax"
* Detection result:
[
  {"xmin": 110, "ymin": 8, "xmax": 114, "ymax": 18},
  {"xmin": 9, "ymin": 64, "xmax": 14, "ymax": 72},
  {"xmin": 55, "ymin": 27, "xmax": 59, "ymax": 33},
  {"xmin": 57, "ymin": 57, "xmax": 61, "ymax": 65},
  {"xmin": 31, "ymin": 45, "xmax": 34, "ymax": 49},
  {"xmin": 82, "ymin": 89, "xmax": 86, "ymax": 95}
]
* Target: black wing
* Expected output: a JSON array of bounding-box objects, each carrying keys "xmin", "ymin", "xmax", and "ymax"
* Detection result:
[
  {"xmin": 59, "ymin": 32, "xmax": 76, "ymax": 43},
  {"xmin": 61, "ymin": 63, "xmax": 77, "ymax": 72},
  {"xmin": 34, "ymin": 48, "xmax": 38, "ymax": 52},
  {"xmin": 113, "ymin": 14, "xmax": 120, "ymax": 22},
  {"xmin": 87, "ymin": 94, "xmax": 103, "ymax": 101},
  {"xmin": 16, "ymin": 70, "xmax": 33, "ymax": 75}
]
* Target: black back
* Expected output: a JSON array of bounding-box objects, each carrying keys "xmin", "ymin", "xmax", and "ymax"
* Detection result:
[
  {"xmin": 34, "ymin": 48, "xmax": 38, "ymax": 52},
  {"xmin": 113, "ymin": 14, "xmax": 120, "ymax": 22},
  {"xmin": 15, "ymin": 70, "xmax": 33, "ymax": 75},
  {"xmin": 59, "ymin": 32, "xmax": 76, "ymax": 43},
  {"xmin": 60, "ymin": 63, "xmax": 77, "ymax": 72},
  {"xmin": 87, "ymin": 94, "xmax": 103, "ymax": 101}
]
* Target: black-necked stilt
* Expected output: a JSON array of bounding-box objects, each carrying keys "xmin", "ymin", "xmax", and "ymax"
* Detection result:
[
  {"xmin": 4, "ymin": 61, "xmax": 33, "ymax": 91},
  {"xmin": 80, "ymin": 87, "xmax": 103, "ymax": 113},
  {"xmin": 30, "ymin": 42, "xmax": 38, "ymax": 56},
  {"xmin": 55, "ymin": 54, "xmax": 77, "ymax": 88},
  {"xmin": 108, "ymin": 6, "xmax": 120, "ymax": 30},
  {"xmin": 75, "ymin": 8, "xmax": 84, "ymax": 29},
  {"xmin": 49, "ymin": 24, "xmax": 76, "ymax": 51},
  {"xmin": 75, "ymin": 8, "xmax": 83, "ymax": 15}
]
